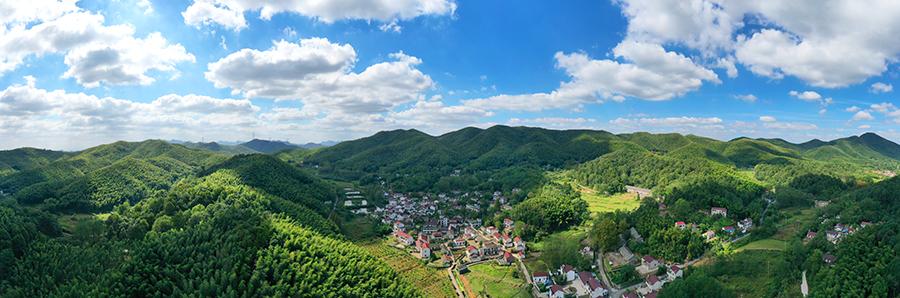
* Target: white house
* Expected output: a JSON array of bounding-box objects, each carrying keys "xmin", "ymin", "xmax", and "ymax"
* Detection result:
[
  {"xmin": 395, "ymin": 231, "xmax": 414, "ymax": 246},
  {"xmin": 642, "ymin": 255, "xmax": 660, "ymax": 268},
  {"xmin": 576, "ymin": 271, "xmax": 608, "ymax": 298},
  {"xmin": 667, "ymin": 265, "xmax": 683, "ymax": 280},
  {"xmin": 711, "ymin": 207, "xmax": 728, "ymax": 217},
  {"xmin": 533, "ymin": 272, "xmax": 551, "ymax": 286},
  {"xmin": 416, "ymin": 240, "xmax": 431, "ymax": 259},
  {"xmin": 559, "ymin": 264, "xmax": 576, "ymax": 282},
  {"xmin": 549, "ymin": 285, "xmax": 565, "ymax": 298},
  {"xmin": 738, "ymin": 218, "xmax": 753, "ymax": 233}
]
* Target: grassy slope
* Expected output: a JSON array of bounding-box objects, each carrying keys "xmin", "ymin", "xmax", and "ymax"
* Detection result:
[
  {"xmin": 358, "ymin": 239, "xmax": 456, "ymax": 298},
  {"xmin": 463, "ymin": 263, "xmax": 530, "ymax": 298}
]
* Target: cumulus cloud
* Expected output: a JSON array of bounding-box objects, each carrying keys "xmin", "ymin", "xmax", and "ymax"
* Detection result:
[
  {"xmin": 870, "ymin": 82, "xmax": 893, "ymax": 93},
  {"xmin": 462, "ymin": 41, "xmax": 718, "ymax": 111},
  {"xmin": 0, "ymin": 2, "xmax": 193, "ymax": 87},
  {"xmin": 845, "ymin": 106, "xmax": 861, "ymax": 113},
  {"xmin": 615, "ymin": 0, "xmax": 900, "ymax": 88},
  {"xmin": 755, "ymin": 116, "xmax": 817, "ymax": 130},
  {"xmin": 507, "ymin": 117, "xmax": 598, "ymax": 129},
  {"xmin": 788, "ymin": 90, "xmax": 822, "ymax": 101},
  {"xmin": 734, "ymin": 94, "xmax": 757, "ymax": 103},
  {"xmin": 870, "ymin": 102, "xmax": 900, "ymax": 124},
  {"xmin": 206, "ymin": 38, "xmax": 434, "ymax": 114},
  {"xmin": 0, "ymin": 77, "xmax": 494, "ymax": 149},
  {"xmin": 0, "ymin": 77, "xmax": 262, "ymax": 148},
  {"xmin": 610, "ymin": 116, "xmax": 723, "ymax": 127},
  {"xmin": 182, "ymin": 0, "xmax": 456, "ymax": 31},
  {"xmin": 852, "ymin": 110, "xmax": 874, "ymax": 121}
]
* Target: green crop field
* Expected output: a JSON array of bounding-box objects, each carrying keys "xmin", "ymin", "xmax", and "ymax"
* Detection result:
[{"xmin": 464, "ymin": 263, "xmax": 531, "ymax": 298}]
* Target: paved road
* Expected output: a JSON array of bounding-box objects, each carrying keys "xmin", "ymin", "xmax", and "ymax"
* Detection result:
[{"xmin": 801, "ymin": 270, "xmax": 809, "ymax": 297}]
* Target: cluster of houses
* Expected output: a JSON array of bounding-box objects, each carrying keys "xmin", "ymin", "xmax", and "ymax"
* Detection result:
[
  {"xmin": 806, "ymin": 220, "xmax": 872, "ymax": 245},
  {"xmin": 533, "ymin": 265, "xmax": 609, "ymax": 298},
  {"xmin": 629, "ymin": 255, "xmax": 684, "ymax": 297},
  {"xmin": 390, "ymin": 205, "xmax": 529, "ymax": 265},
  {"xmin": 671, "ymin": 207, "xmax": 754, "ymax": 242}
]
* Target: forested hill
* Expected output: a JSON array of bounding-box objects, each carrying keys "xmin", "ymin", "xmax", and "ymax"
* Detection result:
[
  {"xmin": 0, "ymin": 148, "xmax": 69, "ymax": 177},
  {"xmin": 754, "ymin": 132, "xmax": 900, "ymax": 168},
  {"xmin": 304, "ymin": 125, "xmax": 900, "ymax": 192},
  {"xmin": 0, "ymin": 150, "xmax": 418, "ymax": 296},
  {"xmin": 0, "ymin": 140, "xmax": 226, "ymax": 211}
]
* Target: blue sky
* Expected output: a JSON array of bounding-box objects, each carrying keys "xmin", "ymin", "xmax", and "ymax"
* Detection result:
[{"xmin": 1, "ymin": 0, "xmax": 898, "ymax": 150}]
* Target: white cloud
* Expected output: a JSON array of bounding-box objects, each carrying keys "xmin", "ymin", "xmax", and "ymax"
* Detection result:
[
  {"xmin": 852, "ymin": 110, "xmax": 874, "ymax": 121},
  {"xmin": 788, "ymin": 90, "xmax": 822, "ymax": 101},
  {"xmin": 615, "ymin": 0, "xmax": 900, "ymax": 88},
  {"xmin": 870, "ymin": 82, "xmax": 893, "ymax": 93},
  {"xmin": 378, "ymin": 20, "xmax": 402, "ymax": 33},
  {"xmin": 762, "ymin": 122, "xmax": 818, "ymax": 130},
  {"xmin": 871, "ymin": 102, "xmax": 896, "ymax": 113},
  {"xmin": 846, "ymin": 106, "xmax": 861, "ymax": 113},
  {"xmin": 0, "ymin": 77, "xmax": 262, "ymax": 149},
  {"xmin": 137, "ymin": 0, "xmax": 153, "ymax": 15},
  {"xmin": 462, "ymin": 41, "xmax": 718, "ymax": 111},
  {"xmin": 610, "ymin": 116, "xmax": 723, "ymax": 127},
  {"xmin": 755, "ymin": 116, "xmax": 817, "ymax": 130},
  {"xmin": 283, "ymin": 26, "xmax": 297, "ymax": 38},
  {"xmin": 858, "ymin": 124, "xmax": 871, "ymax": 129},
  {"xmin": 182, "ymin": 0, "xmax": 456, "ymax": 31},
  {"xmin": 0, "ymin": 3, "xmax": 193, "ymax": 87},
  {"xmin": 870, "ymin": 102, "xmax": 900, "ymax": 124},
  {"xmin": 507, "ymin": 117, "xmax": 598, "ymax": 129},
  {"xmin": 206, "ymin": 38, "xmax": 433, "ymax": 114},
  {"xmin": 734, "ymin": 94, "xmax": 757, "ymax": 103}
]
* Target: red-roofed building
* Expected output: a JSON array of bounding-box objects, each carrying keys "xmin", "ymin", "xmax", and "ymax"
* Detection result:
[
  {"xmin": 549, "ymin": 285, "xmax": 565, "ymax": 298},
  {"xmin": 394, "ymin": 231, "xmax": 414, "ymax": 246},
  {"xmin": 533, "ymin": 272, "xmax": 551, "ymax": 286},
  {"xmin": 645, "ymin": 275, "xmax": 662, "ymax": 291},
  {"xmin": 642, "ymin": 255, "xmax": 660, "ymax": 268},
  {"xmin": 416, "ymin": 239, "xmax": 431, "ymax": 259},
  {"xmin": 575, "ymin": 271, "xmax": 607, "ymax": 298},
  {"xmin": 675, "ymin": 221, "xmax": 686, "ymax": 229},
  {"xmin": 498, "ymin": 252, "xmax": 515, "ymax": 266},
  {"xmin": 559, "ymin": 264, "xmax": 576, "ymax": 282},
  {"xmin": 667, "ymin": 265, "xmax": 683, "ymax": 279}
]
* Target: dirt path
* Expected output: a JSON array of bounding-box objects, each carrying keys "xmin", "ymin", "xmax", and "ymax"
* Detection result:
[{"xmin": 459, "ymin": 273, "xmax": 478, "ymax": 298}]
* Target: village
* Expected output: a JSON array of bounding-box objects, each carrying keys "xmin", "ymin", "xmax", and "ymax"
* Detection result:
[{"xmin": 339, "ymin": 182, "xmax": 877, "ymax": 298}]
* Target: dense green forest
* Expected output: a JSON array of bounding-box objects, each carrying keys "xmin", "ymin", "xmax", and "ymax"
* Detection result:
[
  {"xmin": 1, "ymin": 126, "xmax": 898, "ymax": 297},
  {"xmin": 0, "ymin": 143, "xmax": 419, "ymax": 297}
]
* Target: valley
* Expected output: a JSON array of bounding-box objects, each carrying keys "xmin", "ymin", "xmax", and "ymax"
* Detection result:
[{"xmin": 1, "ymin": 126, "xmax": 898, "ymax": 297}]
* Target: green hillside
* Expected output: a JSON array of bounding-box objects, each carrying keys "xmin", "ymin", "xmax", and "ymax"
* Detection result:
[
  {"xmin": 0, "ymin": 167, "xmax": 415, "ymax": 296},
  {"xmin": 307, "ymin": 126, "xmax": 899, "ymax": 193},
  {"xmin": 0, "ymin": 148, "xmax": 68, "ymax": 177},
  {"xmin": 0, "ymin": 140, "xmax": 226, "ymax": 211}
]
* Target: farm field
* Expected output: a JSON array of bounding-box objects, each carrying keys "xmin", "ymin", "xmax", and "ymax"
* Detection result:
[
  {"xmin": 462, "ymin": 263, "xmax": 531, "ymax": 298},
  {"xmin": 583, "ymin": 191, "xmax": 642, "ymax": 214},
  {"xmin": 358, "ymin": 239, "xmax": 456, "ymax": 298},
  {"xmin": 735, "ymin": 239, "xmax": 787, "ymax": 252}
]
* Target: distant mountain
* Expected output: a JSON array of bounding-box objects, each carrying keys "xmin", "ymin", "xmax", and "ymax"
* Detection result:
[
  {"xmin": 307, "ymin": 126, "xmax": 900, "ymax": 192},
  {"xmin": 756, "ymin": 132, "xmax": 900, "ymax": 168},
  {"xmin": 239, "ymin": 139, "xmax": 300, "ymax": 154},
  {"xmin": 177, "ymin": 141, "xmax": 258, "ymax": 155}
]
